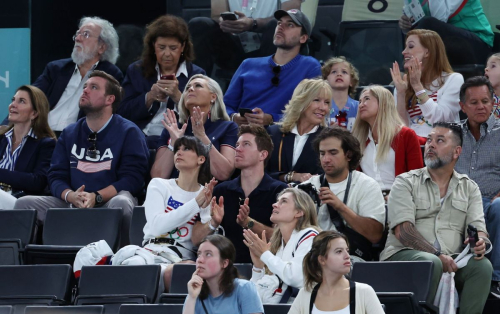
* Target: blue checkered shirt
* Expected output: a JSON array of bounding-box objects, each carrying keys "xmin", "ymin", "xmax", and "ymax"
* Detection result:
[{"xmin": 455, "ymin": 114, "xmax": 500, "ymax": 199}]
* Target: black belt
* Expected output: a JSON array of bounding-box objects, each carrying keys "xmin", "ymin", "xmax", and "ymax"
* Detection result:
[
  {"xmin": 145, "ymin": 238, "xmax": 185, "ymax": 259},
  {"xmin": 147, "ymin": 238, "xmax": 177, "ymax": 245}
]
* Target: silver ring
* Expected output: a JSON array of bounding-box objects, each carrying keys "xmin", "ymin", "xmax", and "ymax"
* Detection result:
[
  {"xmin": 196, "ymin": 122, "xmax": 200, "ymax": 126},
  {"xmin": 167, "ymin": 123, "xmax": 172, "ymax": 127},
  {"xmin": 250, "ymin": 242, "xmax": 254, "ymax": 246}
]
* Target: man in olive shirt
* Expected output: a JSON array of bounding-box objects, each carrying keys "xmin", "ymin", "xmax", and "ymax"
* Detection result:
[{"xmin": 380, "ymin": 122, "xmax": 492, "ymax": 313}]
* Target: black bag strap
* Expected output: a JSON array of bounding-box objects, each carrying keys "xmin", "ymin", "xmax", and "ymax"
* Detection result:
[
  {"xmin": 308, "ymin": 281, "xmax": 356, "ymax": 314},
  {"xmin": 309, "ymin": 283, "xmax": 321, "ymax": 314},
  {"xmin": 320, "ymin": 172, "xmax": 352, "ymax": 231},
  {"xmin": 349, "ymin": 280, "xmax": 356, "ymax": 314},
  {"xmin": 201, "ymin": 298, "xmax": 209, "ymax": 314}
]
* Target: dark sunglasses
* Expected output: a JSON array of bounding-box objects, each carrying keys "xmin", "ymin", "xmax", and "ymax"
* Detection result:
[
  {"xmin": 271, "ymin": 65, "xmax": 281, "ymax": 86},
  {"xmin": 87, "ymin": 132, "xmax": 98, "ymax": 158}
]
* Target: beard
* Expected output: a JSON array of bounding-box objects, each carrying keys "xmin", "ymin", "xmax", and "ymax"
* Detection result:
[
  {"xmin": 424, "ymin": 150, "xmax": 453, "ymax": 169},
  {"xmin": 72, "ymin": 43, "xmax": 97, "ymax": 65}
]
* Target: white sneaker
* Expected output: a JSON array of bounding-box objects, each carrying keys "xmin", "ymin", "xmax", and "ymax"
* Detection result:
[{"xmin": 490, "ymin": 282, "xmax": 500, "ymax": 298}]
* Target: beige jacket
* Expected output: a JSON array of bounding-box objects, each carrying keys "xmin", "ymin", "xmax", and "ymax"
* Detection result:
[{"xmin": 381, "ymin": 168, "xmax": 487, "ymax": 261}]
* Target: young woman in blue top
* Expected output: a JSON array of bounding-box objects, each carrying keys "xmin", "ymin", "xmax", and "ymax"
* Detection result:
[
  {"xmin": 184, "ymin": 234, "xmax": 264, "ymax": 314},
  {"xmin": 321, "ymin": 57, "xmax": 360, "ymax": 131}
]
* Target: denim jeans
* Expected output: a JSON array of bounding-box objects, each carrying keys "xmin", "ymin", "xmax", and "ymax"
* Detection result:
[{"xmin": 483, "ymin": 197, "xmax": 500, "ymax": 281}]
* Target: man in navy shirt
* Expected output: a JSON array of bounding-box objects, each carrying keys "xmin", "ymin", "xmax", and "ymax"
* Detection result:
[
  {"xmin": 15, "ymin": 70, "xmax": 149, "ymax": 247},
  {"xmin": 192, "ymin": 124, "xmax": 287, "ymax": 263}
]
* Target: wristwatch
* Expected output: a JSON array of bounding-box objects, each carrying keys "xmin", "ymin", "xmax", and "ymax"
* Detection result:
[
  {"xmin": 251, "ymin": 18, "xmax": 258, "ymax": 31},
  {"xmin": 434, "ymin": 250, "xmax": 442, "ymax": 257},
  {"xmin": 95, "ymin": 192, "xmax": 104, "ymax": 206},
  {"xmin": 246, "ymin": 219, "xmax": 254, "ymax": 229}
]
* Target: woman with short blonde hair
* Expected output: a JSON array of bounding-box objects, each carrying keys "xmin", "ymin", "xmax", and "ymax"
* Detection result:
[{"xmin": 267, "ymin": 78, "xmax": 332, "ymax": 184}]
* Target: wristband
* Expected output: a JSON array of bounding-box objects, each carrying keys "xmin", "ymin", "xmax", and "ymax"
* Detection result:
[
  {"xmin": 64, "ymin": 190, "xmax": 72, "ymax": 203},
  {"xmin": 167, "ymin": 144, "xmax": 174, "ymax": 152},
  {"xmin": 208, "ymin": 219, "xmax": 218, "ymax": 231},
  {"xmin": 252, "ymin": 266, "xmax": 264, "ymax": 273},
  {"xmin": 415, "ymin": 89, "xmax": 426, "ymax": 97},
  {"xmin": 206, "ymin": 142, "xmax": 213, "ymax": 152}
]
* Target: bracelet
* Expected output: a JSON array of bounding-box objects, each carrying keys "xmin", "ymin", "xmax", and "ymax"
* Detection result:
[
  {"xmin": 208, "ymin": 219, "xmax": 218, "ymax": 231},
  {"xmin": 415, "ymin": 89, "xmax": 426, "ymax": 97},
  {"xmin": 231, "ymin": 113, "xmax": 237, "ymax": 121},
  {"xmin": 205, "ymin": 142, "xmax": 213, "ymax": 152},
  {"xmin": 167, "ymin": 144, "xmax": 174, "ymax": 152},
  {"xmin": 286, "ymin": 171, "xmax": 295, "ymax": 183},
  {"xmin": 64, "ymin": 190, "xmax": 72, "ymax": 203}
]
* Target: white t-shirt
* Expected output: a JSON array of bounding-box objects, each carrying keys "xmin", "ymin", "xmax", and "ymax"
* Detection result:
[
  {"xmin": 312, "ymin": 304, "xmax": 350, "ymax": 314},
  {"xmin": 142, "ymin": 178, "xmax": 211, "ymax": 251},
  {"xmin": 299, "ymin": 171, "xmax": 385, "ymax": 232},
  {"xmin": 360, "ymin": 130, "xmax": 396, "ymax": 190}
]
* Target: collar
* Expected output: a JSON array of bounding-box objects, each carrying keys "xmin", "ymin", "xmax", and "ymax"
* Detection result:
[
  {"xmin": 74, "ymin": 61, "xmax": 99, "ymax": 74},
  {"xmin": 5, "ymin": 128, "xmax": 37, "ymax": 140},
  {"xmin": 226, "ymin": 173, "xmax": 274, "ymax": 194},
  {"xmin": 155, "ymin": 61, "xmax": 188, "ymax": 80},
  {"xmin": 462, "ymin": 113, "xmax": 496, "ymax": 134},
  {"xmin": 290, "ymin": 124, "xmax": 318, "ymax": 136},
  {"xmin": 86, "ymin": 114, "xmax": 114, "ymax": 133},
  {"xmin": 268, "ymin": 54, "xmax": 302, "ymax": 70}
]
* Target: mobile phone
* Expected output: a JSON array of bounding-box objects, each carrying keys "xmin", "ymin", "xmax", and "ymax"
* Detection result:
[
  {"xmin": 467, "ymin": 224, "xmax": 481, "ymax": 257},
  {"xmin": 160, "ymin": 74, "xmax": 175, "ymax": 80},
  {"xmin": 239, "ymin": 108, "xmax": 253, "ymax": 117},
  {"xmin": 221, "ymin": 12, "xmax": 238, "ymax": 21}
]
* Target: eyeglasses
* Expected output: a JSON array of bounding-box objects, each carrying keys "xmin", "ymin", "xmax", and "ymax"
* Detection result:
[
  {"xmin": 87, "ymin": 132, "xmax": 99, "ymax": 158},
  {"xmin": 72, "ymin": 30, "xmax": 100, "ymax": 41},
  {"xmin": 271, "ymin": 66, "xmax": 281, "ymax": 86}
]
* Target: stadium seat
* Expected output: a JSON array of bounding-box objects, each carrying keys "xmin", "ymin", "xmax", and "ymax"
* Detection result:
[
  {"xmin": 24, "ymin": 208, "xmax": 123, "ymax": 265},
  {"xmin": 234, "ymin": 263, "xmax": 252, "ymax": 280},
  {"xmin": 129, "ymin": 206, "xmax": 146, "ymax": 246},
  {"xmin": 334, "ymin": 20, "xmax": 404, "ymax": 86},
  {"xmin": 0, "ymin": 306, "xmax": 11, "ymax": 314},
  {"xmin": 75, "ymin": 265, "xmax": 161, "ymax": 314},
  {"xmin": 0, "ymin": 209, "xmax": 36, "ymax": 265},
  {"xmin": 0, "ymin": 265, "xmax": 72, "ymax": 314},
  {"xmin": 158, "ymin": 264, "xmax": 195, "ymax": 304},
  {"xmin": 351, "ymin": 261, "xmax": 437, "ymax": 314},
  {"xmin": 119, "ymin": 304, "xmax": 182, "ymax": 314},
  {"xmin": 169, "ymin": 264, "xmax": 196, "ymax": 294},
  {"xmin": 263, "ymin": 304, "xmax": 291, "ymax": 314},
  {"xmin": 24, "ymin": 305, "xmax": 104, "ymax": 314}
]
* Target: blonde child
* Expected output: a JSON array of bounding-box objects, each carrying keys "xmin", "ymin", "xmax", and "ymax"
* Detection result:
[
  {"xmin": 321, "ymin": 56, "xmax": 360, "ymax": 131},
  {"xmin": 485, "ymin": 53, "xmax": 500, "ymax": 119}
]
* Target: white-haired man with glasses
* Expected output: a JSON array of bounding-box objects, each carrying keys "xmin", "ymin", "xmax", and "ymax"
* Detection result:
[
  {"xmin": 2, "ymin": 17, "xmax": 124, "ymax": 133},
  {"xmin": 15, "ymin": 70, "xmax": 149, "ymax": 248}
]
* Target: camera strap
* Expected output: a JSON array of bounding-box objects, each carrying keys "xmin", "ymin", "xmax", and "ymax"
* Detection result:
[{"xmin": 320, "ymin": 171, "xmax": 352, "ymax": 231}]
